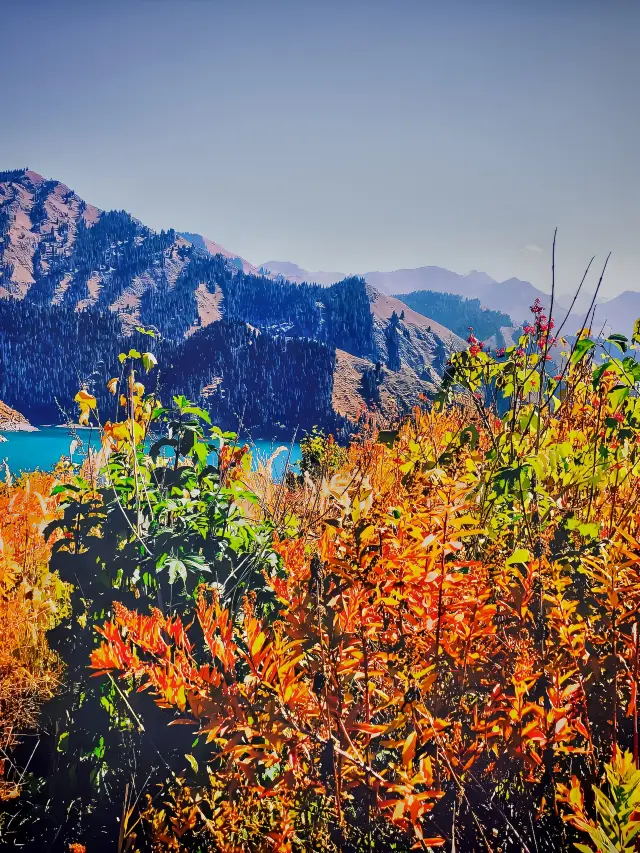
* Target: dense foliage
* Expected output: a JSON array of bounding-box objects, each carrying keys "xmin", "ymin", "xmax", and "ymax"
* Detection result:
[
  {"xmin": 6, "ymin": 300, "xmax": 640, "ymax": 850},
  {"xmin": 0, "ymin": 472, "xmax": 69, "ymax": 807},
  {"xmin": 396, "ymin": 289, "xmax": 513, "ymax": 343}
]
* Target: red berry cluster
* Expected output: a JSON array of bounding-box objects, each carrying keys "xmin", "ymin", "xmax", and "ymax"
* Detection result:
[{"xmin": 467, "ymin": 327, "xmax": 485, "ymax": 357}]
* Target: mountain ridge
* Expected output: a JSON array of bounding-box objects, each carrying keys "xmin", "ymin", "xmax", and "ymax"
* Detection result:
[
  {"xmin": 262, "ymin": 259, "xmax": 559, "ymax": 324},
  {"xmin": 262, "ymin": 259, "xmax": 640, "ymax": 339},
  {"xmin": 0, "ymin": 169, "xmax": 463, "ymax": 432}
]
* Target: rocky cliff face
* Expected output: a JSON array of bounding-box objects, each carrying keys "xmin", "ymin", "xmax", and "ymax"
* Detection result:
[
  {"xmin": 0, "ymin": 169, "xmax": 100, "ymax": 298},
  {"xmin": 0, "ymin": 400, "xmax": 35, "ymax": 431}
]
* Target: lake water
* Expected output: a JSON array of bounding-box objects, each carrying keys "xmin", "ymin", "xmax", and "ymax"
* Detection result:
[{"xmin": 0, "ymin": 427, "xmax": 301, "ymax": 480}]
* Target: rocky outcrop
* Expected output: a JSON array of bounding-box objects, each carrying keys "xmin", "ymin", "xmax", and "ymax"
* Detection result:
[{"xmin": 0, "ymin": 401, "xmax": 36, "ymax": 431}]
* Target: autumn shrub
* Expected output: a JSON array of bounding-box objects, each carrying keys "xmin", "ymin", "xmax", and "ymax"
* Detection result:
[
  {"xmin": 1, "ymin": 345, "xmax": 280, "ymax": 850},
  {"xmin": 0, "ymin": 472, "xmax": 69, "ymax": 803},
  {"xmin": 10, "ymin": 304, "xmax": 640, "ymax": 851},
  {"xmin": 299, "ymin": 428, "xmax": 348, "ymax": 479},
  {"xmin": 64, "ymin": 307, "xmax": 640, "ymax": 851}
]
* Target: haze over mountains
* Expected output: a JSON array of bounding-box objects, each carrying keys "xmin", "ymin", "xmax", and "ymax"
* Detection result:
[
  {"xmin": 263, "ymin": 260, "xmax": 639, "ymax": 338},
  {"xmin": 0, "ymin": 169, "xmax": 463, "ymax": 431}
]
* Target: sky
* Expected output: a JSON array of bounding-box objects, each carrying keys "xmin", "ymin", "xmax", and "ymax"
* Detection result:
[{"xmin": 1, "ymin": 0, "xmax": 638, "ymax": 296}]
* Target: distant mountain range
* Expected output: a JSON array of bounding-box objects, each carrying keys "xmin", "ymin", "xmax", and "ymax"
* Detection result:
[
  {"xmin": 263, "ymin": 261, "xmax": 639, "ymax": 338},
  {"xmin": 0, "ymin": 169, "xmax": 463, "ymax": 431}
]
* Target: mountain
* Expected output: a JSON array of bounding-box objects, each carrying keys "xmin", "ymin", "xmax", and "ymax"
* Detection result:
[
  {"xmin": 585, "ymin": 291, "xmax": 640, "ymax": 340},
  {"xmin": 261, "ymin": 260, "xmax": 348, "ymax": 287},
  {"xmin": 396, "ymin": 291, "xmax": 514, "ymax": 344},
  {"xmin": 0, "ymin": 169, "xmax": 463, "ymax": 432},
  {"xmin": 178, "ymin": 232, "xmax": 261, "ymax": 276},
  {"xmin": 261, "ymin": 261, "xmax": 569, "ymax": 326}
]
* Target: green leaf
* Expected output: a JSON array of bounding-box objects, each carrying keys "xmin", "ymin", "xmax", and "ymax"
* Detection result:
[
  {"xmin": 571, "ymin": 338, "xmax": 595, "ymax": 364},
  {"xmin": 92, "ymin": 735, "xmax": 105, "ymax": 760},
  {"xmin": 182, "ymin": 406, "xmax": 211, "ymax": 424},
  {"xmin": 119, "ymin": 348, "xmax": 142, "ymax": 363},
  {"xmin": 606, "ymin": 333, "xmax": 628, "ymax": 353},
  {"xmin": 578, "ymin": 522, "xmax": 599, "ymax": 539},
  {"xmin": 633, "ymin": 318, "xmax": 640, "ymax": 345},
  {"xmin": 192, "ymin": 440, "xmax": 208, "ymax": 466},
  {"xmin": 459, "ymin": 423, "xmax": 479, "ymax": 449},
  {"xmin": 608, "ymin": 385, "xmax": 629, "ymax": 410},
  {"xmin": 592, "ymin": 362, "xmax": 610, "ymax": 389},
  {"xmin": 506, "ymin": 548, "xmax": 531, "ymax": 567}
]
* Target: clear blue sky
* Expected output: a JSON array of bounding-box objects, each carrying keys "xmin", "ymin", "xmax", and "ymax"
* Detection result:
[{"xmin": 1, "ymin": 0, "xmax": 638, "ymax": 295}]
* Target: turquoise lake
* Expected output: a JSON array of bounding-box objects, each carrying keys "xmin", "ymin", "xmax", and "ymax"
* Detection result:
[{"xmin": 0, "ymin": 427, "xmax": 301, "ymax": 480}]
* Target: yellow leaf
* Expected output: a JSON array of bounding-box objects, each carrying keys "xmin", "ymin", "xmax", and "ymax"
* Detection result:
[
  {"xmin": 74, "ymin": 389, "xmax": 97, "ymax": 408},
  {"xmin": 250, "ymin": 631, "xmax": 267, "ymax": 657},
  {"xmin": 185, "ymin": 754, "xmax": 198, "ymax": 773}
]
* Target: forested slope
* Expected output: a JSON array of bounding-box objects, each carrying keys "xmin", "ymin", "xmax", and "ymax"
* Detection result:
[{"xmin": 0, "ymin": 169, "xmax": 462, "ymax": 430}]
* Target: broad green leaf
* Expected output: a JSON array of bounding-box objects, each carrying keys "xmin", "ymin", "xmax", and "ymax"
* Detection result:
[
  {"xmin": 606, "ymin": 333, "xmax": 628, "ymax": 353},
  {"xmin": 571, "ymin": 338, "xmax": 595, "ymax": 364},
  {"xmin": 182, "ymin": 406, "xmax": 211, "ymax": 424},
  {"xmin": 506, "ymin": 548, "xmax": 531, "ymax": 566}
]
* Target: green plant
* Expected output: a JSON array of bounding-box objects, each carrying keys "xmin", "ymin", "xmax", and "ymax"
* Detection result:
[{"xmin": 558, "ymin": 749, "xmax": 640, "ymax": 852}]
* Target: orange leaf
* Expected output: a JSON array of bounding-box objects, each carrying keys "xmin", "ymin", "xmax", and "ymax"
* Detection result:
[{"xmin": 402, "ymin": 730, "xmax": 417, "ymax": 767}]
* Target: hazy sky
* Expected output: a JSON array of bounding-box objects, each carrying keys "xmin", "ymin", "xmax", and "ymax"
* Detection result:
[{"xmin": 1, "ymin": 0, "xmax": 638, "ymax": 295}]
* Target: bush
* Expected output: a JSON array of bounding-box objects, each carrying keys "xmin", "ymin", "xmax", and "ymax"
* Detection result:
[{"xmin": 8, "ymin": 309, "xmax": 640, "ymax": 851}]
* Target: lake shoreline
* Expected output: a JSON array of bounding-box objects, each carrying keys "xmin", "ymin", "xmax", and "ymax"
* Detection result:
[{"xmin": 0, "ymin": 427, "xmax": 302, "ymax": 479}]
